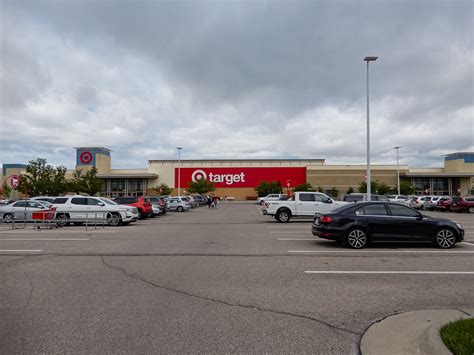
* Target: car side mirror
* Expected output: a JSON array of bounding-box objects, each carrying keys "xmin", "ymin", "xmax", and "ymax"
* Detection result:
[
  {"xmin": 326, "ymin": 198, "xmax": 333, "ymax": 204},
  {"xmin": 416, "ymin": 214, "xmax": 423, "ymax": 220},
  {"xmin": 98, "ymin": 202, "xmax": 105, "ymax": 206}
]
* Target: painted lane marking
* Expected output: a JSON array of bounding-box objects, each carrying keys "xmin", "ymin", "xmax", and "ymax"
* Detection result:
[
  {"xmin": 0, "ymin": 230, "xmax": 116, "ymax": 234},
  {"xmin": 270, "ymin": 231, "xmax": 310, "ymax": 234},
  {"xmin": 305, "ymin": 271, "xmax": 474, "ymax": 275},
  {"xmin": 278, "ymin": 238, "xmax": 315, "ymax": 241},
  {"xmin": 288, "ymin": 250, "xmax": 474, "ymax": 254},
  {"xmin": 0, "ymin": 250, "xmax": 43, "ymax": 252},
  {"xmin": 460, "ymin": 242, "xmax": 474, "ymax": 246},
  {"xmin": 0, "ymin": 238, "xmax": 90, "ymax": 241}
]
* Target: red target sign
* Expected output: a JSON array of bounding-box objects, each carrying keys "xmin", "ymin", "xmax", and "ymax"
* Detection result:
[{"xmin": 79, "ymin": 151, "xmax": 93, "ymax": 164}]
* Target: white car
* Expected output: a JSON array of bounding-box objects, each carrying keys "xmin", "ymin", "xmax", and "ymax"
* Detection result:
[
  {"xmin": 387, "ymin": 195, "xmax": 410, "ymax": 204},
  {"xmin": 51, "ymin": 196, "xmax": 135, "ymax": 226},
  {"xmin": 97, "ymin": 197, "xmax": 139, "ymax": 223},
  {"xmin": 0, "ymin": 200, "xmax": 52, "ymax": 222},
  {"xmin": 257, "ymin": 194, "xmax": 287, "ymax": 205}
]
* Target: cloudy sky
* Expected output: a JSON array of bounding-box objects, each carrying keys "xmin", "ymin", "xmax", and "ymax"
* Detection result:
[{"xmin": 1, "ymin": 0, "xmax": 472, "ymax": 169}]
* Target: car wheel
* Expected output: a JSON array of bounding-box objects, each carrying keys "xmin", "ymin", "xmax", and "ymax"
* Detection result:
[
  {"xmin": 276, "ymin": 209, "xmax": 291, "ymax": 223},
  {"xmin": 177, "ymin": 206, "xmax": 184, "ymax": 212},
  {"xmin": 434, "ymin": 228, "xmax": 456, "ymax": 249},
  {"xmin": 468, "ymin": 207, "xmax": 474, "ymax": 213},
  {"xmin": 346, "ymin": 228, "xmax": 368, "ymax": 249},
  {"xmin": 106, "ymin": 212, "xmax": 121, "ymax": 226},
  {"xmin": 138, "ymin": 211, "xmax": 144, "ymax": 220},
  {"xmin": 56, "ymin": 213, "xmax": 70, "ymax": 227},
  {"xmin": 3, "ymin": 213, "xmax": 13, "ymax": 223}
]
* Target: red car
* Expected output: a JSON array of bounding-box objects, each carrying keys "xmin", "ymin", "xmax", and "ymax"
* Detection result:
[
  {"xmin": 450, "ymin": 196, "xmax": 474, "ymax": 213},
  {"xmin": 436, "ymin": 196, "xmax": 453, "ymax": 212},
  {"xmin": 113, "ymin": 196, "xmax": 153, "ymax": 219}
]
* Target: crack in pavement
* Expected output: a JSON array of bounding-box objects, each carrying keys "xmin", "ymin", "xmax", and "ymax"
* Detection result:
[
  {"xmin": 100, "ymin": 256, "xmax": 362, "ymax": 339},
  {"xmin": 0, "ymin": 256, "xmax": 27, "ymax": 266}
]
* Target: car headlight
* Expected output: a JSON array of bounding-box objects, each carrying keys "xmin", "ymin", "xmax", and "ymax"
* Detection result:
[{"xmin": 456, "ymin": 223, "xmax": 463, "ymax": 229}]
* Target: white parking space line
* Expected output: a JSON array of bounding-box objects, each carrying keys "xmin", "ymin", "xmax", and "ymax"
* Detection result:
[
  {"xmin": 270, "ymin": 231, "xmax": 310, "ymax": 234},
  {"xmin": 0, "ymin": 238, "xmax": 90, "ymax": 241},
  {"xmin": 288, "ymin": 250, "xmax": 474, "ymax": 254},
  {"xmin": 460, "ymin": 242, "xmax": 474, "ymax": 246},
  {"xmin": 305, "ymin": 271, "xmax": 474, "ymax": 275},
  {"xmin": 278, "ymin": 238, "xmax": 315, "ymax": 241},
  {"xmin": 0, "ymin": 250, "xmax": 43, "ymax": 252},
  {"xmin": 0, "ymin": 230, "xmax": 116, "ymax": 234}
]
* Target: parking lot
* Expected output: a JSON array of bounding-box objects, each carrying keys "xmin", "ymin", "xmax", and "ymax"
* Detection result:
[{"xmin": 1, "ymin": 202, "xmax": 473, "ymax": 353}]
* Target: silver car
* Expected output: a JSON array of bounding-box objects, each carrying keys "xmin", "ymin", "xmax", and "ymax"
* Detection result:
[
  {"xmin": 167, "ymin": 197, "xmax": 191, "ymax": 212},
  {"xmin": 0, "ymin": 200, "xmax": 52, "ymax": 222}
]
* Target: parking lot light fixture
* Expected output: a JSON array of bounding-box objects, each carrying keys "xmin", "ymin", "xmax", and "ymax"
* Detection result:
[
  {"xmin": 176, "ymin": 147, "xmax": 182, "ymax": 196},
  {"xmin": 364, "ymin": 56, "xmax": 378, "ymax": 202},
  {"xmin": 394, "ymin": 146, "xmax": 402, "ymax": 195}
]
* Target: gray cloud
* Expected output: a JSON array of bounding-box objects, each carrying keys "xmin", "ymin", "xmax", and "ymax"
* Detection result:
[{"xmin": 1, "ymin": 0, "xmax": 472, "ymax": 169}]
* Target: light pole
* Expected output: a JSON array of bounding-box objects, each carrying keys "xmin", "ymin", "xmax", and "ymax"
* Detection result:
[
  {"xmin": 364, "ymin": 56, "xmax": 378, "ymax": 201},
  {"xmin": 394, "ymin": 146, "xmax": 402, "ymax": 195},
  {"xmin": 176, "ymin": 147, "xmax": 182, "ymax": 196}
]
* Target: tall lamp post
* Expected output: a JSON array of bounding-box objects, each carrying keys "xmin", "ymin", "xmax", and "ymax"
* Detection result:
[
  {"xmin": 176, "ymin": 147, "xmax": 182, "ymax": 196},
  {"xmin": 394, "ymin": 146, "xmax": 402, "ymax": 195},
  {"xmin": 364, "ymin": 56, "xmax": 378, "ymax": 201}
]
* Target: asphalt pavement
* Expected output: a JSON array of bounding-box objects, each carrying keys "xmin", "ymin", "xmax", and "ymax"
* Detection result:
[{"xmin": 1, "ymin": 203, "xmax": 473, "ymax": 353}]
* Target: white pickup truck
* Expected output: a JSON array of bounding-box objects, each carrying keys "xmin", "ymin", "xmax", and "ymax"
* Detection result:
[{"xmin": 264, "ymin": 192, "xmax": 347, "ymax": 222}]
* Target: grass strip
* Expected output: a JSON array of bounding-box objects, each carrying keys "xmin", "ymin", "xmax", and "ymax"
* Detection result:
[{"xmin": 440, "ymin": 318, "xmax": 474, "ymax": 355}]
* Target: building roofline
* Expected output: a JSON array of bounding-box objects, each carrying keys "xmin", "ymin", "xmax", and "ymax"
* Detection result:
[
  {"xmin": 149, "ymin": 158, "xmax": 325, "ymax": 163},
  {"xmin": 73, "ymin": 147, "xmax": 112, "ymax": 152}
]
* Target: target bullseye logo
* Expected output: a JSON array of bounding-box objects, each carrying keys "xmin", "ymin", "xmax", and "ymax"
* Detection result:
[
  {"xmin": 79, "ymin": 151, "xmax": 93, "ymax": 164},
  {"xmin": 191, "ymin": 170, "xmax": 207, "ymax": 182}
]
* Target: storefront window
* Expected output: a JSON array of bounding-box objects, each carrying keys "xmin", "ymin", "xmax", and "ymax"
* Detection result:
[{"xmin": 110, "ymin": 179, "xmax": 126, "ymax": 197}]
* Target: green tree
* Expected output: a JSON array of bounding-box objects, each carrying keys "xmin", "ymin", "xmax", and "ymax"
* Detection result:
[
  {"xmin": 17, "ymin": 158, "xmax": 68, "ymax": 197},
  {"xmin": 376, "ymin": 181, "xmax": 391, "ymax": 195},
  {"xmin": 154, "ymin": 183, "xmax": 173, "ymax": 195},
  {"xmin": 317, "ymin": 186, "xmax": 324, "ymax": 192},
  {"xmin": 67, "ymin": 167, "xmax": 101, "ymax": 196},
  {"xmin": 82, "ymin": 167, "xmax": 102, "ymax": 195},
  {"xmin": 186, "ymin": 178, "xmax": 215, "ymax": 194},
  {"xmin": 294, "ymin": 183, "xmax": 313, "ymax": 192},
  {"xmin": 400, "ymin": 181, "xmax": 416, "ymax": 195},
  {"xmin": 347, "ymin": 187, "xmax": 354, "ymax": 194},
  {"xmin": 329, "ymin": 187, "xmax": 340, "ymax": 198},
  {"xmin": 255, "ymin": 181, "xmax": 282, "ymax": 197},
  {"xmin": 1, "ymin": 181, "xmax": 12, "ymax": 199},
  {"xmin": 358, "ymin": 180, "xmax": 391, "ymax": 195}
]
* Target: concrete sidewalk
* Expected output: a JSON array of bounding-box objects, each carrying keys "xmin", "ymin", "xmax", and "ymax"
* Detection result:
[{"xmin": 361, "ymin": 309, "xmax": 473, "ymax": 355}]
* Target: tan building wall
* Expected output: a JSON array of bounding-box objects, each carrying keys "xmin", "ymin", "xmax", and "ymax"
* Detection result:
[
  {"xmin": 95, "ymin": 154, "xmax": 111, "ymax": 173},
  {"xmin": 444, "ymin": 159, "xmax": 474, "ymax": 173},
  {"xmin": 307, "ymin": 165, "xmax": 410, "ymax": 193}
]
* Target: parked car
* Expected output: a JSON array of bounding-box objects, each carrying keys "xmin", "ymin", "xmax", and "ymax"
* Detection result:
[
  {"xmin": 0, "ymin": 200, "xmax": 53, "ymax": 222},
  {"xmin": 422, "ymin": 196, "xmax": 442, "ymax": 210},
  {"xmin": 312, "ymin": 202, "xmax": 464, "ymax": 249},
  {"xmin": 257, "ymin": 194, "xmax": 287, "ymax": 205},
  {"xmin": 113, "ymin": 196, "xmax": 153, "ymax": 219},
  {"xmin": 341, "ymin": 193, "xmax": 389, "ymax": 203},
  {"xmin": 147, "ymin": 196, "xmax": 168, "ymax": 215},
  {"xmin": 409, "ymin": 196, "xmax": 430, "ymax": 210},
  {"xmin": 450, "ymin": 196, "xmax": 474, "ymax": 213},
  {"xmin": 97, "ymin": 197, "xmax": 139, "ymax": 223},
  {"xmin": 167, "ymin": 197, "xmax": 191, "ymax": 212},
  {"xmin": 52, "ymin": 196, "xmax": 135, "ymax": 226},
  {"xmin": 182, "ymin": 196, "xmax": 198, "ymax": 208},
  {"xmin": 30, "ymin": 196, "xmax": 57, "ymax": 204},
  {"xmin": 387, "ymin": 195, "xmax": 409, "ymax": 204},
  {"xmin": 436, "ymin": 196, "xmax": 453, "ymax": 212},
  {"xmin": 192, "ymin": 195, "xmax": 207, "ymax": 205}
]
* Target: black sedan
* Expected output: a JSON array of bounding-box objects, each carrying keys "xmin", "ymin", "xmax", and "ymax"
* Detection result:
[{"xmin": 312, "ymin": 202, "xmax": 464, "ymax": 249}]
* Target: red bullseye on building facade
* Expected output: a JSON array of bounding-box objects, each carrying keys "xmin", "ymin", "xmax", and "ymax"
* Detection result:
[{"xmin": 79, "ymin": 151, "xmax": 93, "ymax": 164}]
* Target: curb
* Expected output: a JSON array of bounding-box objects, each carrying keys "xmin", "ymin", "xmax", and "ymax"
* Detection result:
[{"xmin": 360, "ymin": 309, "xmax": 473, "ymax": 355}]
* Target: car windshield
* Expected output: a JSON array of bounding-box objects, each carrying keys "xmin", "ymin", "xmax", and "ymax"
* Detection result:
[{"xmin": 99, "ymin": 198, "xmax": 118, "ymax": 205}]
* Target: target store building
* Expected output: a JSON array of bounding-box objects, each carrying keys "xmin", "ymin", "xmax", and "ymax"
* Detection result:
[{"xmin": 2, "ymin": 147, "xmax": 473, "ymax": 200}]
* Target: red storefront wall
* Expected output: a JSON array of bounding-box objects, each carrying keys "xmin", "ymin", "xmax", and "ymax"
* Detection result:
[{"xmin": 175, "ymin": 167, "xmax": 306, "ymax": 188}]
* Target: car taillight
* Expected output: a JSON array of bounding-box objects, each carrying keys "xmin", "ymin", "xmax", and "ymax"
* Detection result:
[{"xmin": 320, "ymin": 215, "xmax": 333, "ymax": 223}]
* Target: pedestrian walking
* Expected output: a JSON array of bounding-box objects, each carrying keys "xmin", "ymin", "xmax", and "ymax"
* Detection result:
[
  {"xmin": 207, "ymin": 196, "xmax": 212, "ymax": 209},
  {"xmin": 213, "ymin": 197, "xmax": 219, "ymax": 210}
]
